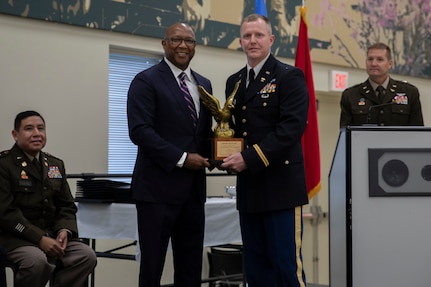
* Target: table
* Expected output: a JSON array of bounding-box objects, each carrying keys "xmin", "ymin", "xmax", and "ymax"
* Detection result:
[{"xmin": 76, "ymin": 197, "xmax": 242, "ymax": 258}]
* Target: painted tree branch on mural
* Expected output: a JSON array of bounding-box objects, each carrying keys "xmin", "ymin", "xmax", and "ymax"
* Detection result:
[
  {"xmin": 348, "ymin": 0, "xmax": 431, "ymax": 77},
  {"xmin": 1, "ymin": 0, "xmax": 430, "ymax": 78}
]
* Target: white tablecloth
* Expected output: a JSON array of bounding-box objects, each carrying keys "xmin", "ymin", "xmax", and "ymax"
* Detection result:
[{"xmin": 76, "ymin": 197, "xmax": 241, "ymax": 248}]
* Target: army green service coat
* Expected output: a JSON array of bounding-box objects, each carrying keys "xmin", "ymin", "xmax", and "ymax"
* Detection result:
[
  {"xmin": 0, "ymin": 144, "xmax": 78, "ymax": 251},
  {"xmin": 340, "ymin": 78, "xmax": 424, "ymax": 127}
]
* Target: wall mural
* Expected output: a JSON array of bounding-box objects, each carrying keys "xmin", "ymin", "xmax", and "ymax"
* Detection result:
[{"xmin": 1, "ymin": 0, "xmax": 429, "ymax": 78}]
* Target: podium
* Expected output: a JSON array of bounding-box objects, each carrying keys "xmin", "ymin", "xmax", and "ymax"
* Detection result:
[{"xmin": 329, "ymin": 126, "xmax": 431, "ymax": 287}]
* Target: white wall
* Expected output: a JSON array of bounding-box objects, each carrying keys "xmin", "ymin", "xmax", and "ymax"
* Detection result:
[{"xmin": 1, "ymin": 12, "xmax": 430, "ymax": 286}]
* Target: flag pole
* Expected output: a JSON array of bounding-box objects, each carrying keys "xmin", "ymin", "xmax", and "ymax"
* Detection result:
[{"xmin": 295, "ymin": 3, "xmax": 322, "ymax": 283}]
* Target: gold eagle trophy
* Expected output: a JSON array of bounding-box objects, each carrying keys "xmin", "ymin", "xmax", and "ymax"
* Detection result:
[{"xmin": 198, "ymin": 80, "xmax": 243, "ymax": 164}]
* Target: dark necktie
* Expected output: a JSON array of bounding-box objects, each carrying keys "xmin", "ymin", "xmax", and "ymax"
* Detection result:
[
  {"xmin": 32, "ymin": 157, "xmax": 42, "ymax": 174},
  {"xmin": 248, "ymin": 68, "xmax": 255, "ymax": 89},
  {"xmin": 376, "ymin": 86, "xmax": 385, "ymax": 102},
  {"xmin": 179, "ymin": 72, "xmax": 197, "ymax": 127}
]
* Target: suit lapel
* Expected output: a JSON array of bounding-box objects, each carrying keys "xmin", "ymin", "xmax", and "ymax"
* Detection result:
[
  {"xmin": 159, "ymin": 61, "xmax": 196, "ymax": 128},
  {"xmin": 243, "ymin": 56, "xmax": 276, "ymax": 104},
  {"xmin": 40, "ymin": 152, "xmax": 49, "ymax": 182},
  {"xmin": 191, "ymin": 70, "xmax": 207, "ymax": 130},
  {"xmin": 382, "ymin": 79, "xmax": 398, "ymax": 104},
  {"xmin": 11, "ymin": 147, "xmax": 40, "ymax": 181},
  {"xmin": 359, "ymin": 81, "xmax": 380, "ymax": 105}
]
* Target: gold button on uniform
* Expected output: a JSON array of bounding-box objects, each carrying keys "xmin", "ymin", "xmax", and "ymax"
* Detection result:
[
  {"xmin": 263, "ymin": 102, "xmax": 267, "ymax": 107},
  {"xmin": 242, "ymin": 106, "xmax": 247, "ymax": 110},
  {"xmin": 242, "ymin": 132, "xmax": 248, "ymax": 136},
  {"xmin": 284, "ymin": 160, "xmax": 290, "ymax": 165},
  {"xmin": 242, "ymin": 119, "xmax": 246, "ymax": 123}
]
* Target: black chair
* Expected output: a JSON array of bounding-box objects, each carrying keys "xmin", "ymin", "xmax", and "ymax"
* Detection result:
[{"xmin": 207, "ymin": 244, "xmax": 244, "ymax": 287}]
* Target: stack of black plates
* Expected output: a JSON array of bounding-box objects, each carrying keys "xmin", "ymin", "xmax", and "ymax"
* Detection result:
[{"xmin": 75, "ymin": 179, "xmax": 133, "ymax": 203}]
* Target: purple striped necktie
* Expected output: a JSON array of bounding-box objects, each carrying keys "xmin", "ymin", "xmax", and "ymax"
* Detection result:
[{"xmin": 179, "ymin": 72, "xmax": 197, "ymax": 127}]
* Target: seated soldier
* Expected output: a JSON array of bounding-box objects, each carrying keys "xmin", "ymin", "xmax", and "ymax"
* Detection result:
[{"xmin": 0, "ymin": 110, "xmax": 97, "ymax": 287}]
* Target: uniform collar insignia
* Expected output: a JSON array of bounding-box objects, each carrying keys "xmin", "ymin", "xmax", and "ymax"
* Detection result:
[{"xmin": 362, "ymin": 85, "xmax": 370, "ymax": 93}]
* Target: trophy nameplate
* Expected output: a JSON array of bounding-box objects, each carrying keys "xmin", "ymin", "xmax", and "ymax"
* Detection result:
[{"xmin": 213, "ymin": 138, "xmax": 244, "ymax": 163}]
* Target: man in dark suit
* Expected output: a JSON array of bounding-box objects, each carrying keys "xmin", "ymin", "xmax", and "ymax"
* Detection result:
[
  {"xmin": 340, "ymin": 42, "xmax": 424, "ymax": 127},
  {"xmin": 127, "ymin": 22, "xmax": 213, "ymax": 287},
  {"xmin": 220, "ymin": 14, "xmax": 309, "ymax": 287},
  {"xmin": 0, "ymin": 110, "xmax": 97, "ymax": 287}
]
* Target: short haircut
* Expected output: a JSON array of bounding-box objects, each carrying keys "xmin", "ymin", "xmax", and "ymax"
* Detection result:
[
  {"xmin": 241, "ymin": 14, "xmax": 272, "ymax": 34},
  {"xmin": 14, "ymin": 110, "xmax": 45, "ymax": 131},
  {"xmin": 367, "ymin": 42, "xmax": 392, "ymax": 60}
]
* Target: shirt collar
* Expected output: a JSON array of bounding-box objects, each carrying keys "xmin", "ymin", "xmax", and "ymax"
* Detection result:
[
  {"xmin": 23, "ymin": 151, "xmax": 40, "ymax": 162},
  {"xmin": 369, "ymin": 77, "xmax": 390, "ymax": 91},
  {"xmin": 247, "ymin": 53, "xmax": 271, "ymax": 78},
  {"xmin": 164, "ymin": 57, "xmax": 192, "ymax": 81}
]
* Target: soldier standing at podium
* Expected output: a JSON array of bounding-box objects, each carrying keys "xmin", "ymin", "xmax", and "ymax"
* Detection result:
[{"xmin": 340, "ymin": 42, "xmax": 424, "ymax": 127}]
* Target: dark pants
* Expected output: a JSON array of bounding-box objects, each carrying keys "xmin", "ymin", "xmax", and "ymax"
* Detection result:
[
  {"xmin": 136, "ymin": 192, "xmax": 205, "ymax": 287},
  {"xmin": 240, "ymin": 206, "xmax": 306, "ymax": 287}
]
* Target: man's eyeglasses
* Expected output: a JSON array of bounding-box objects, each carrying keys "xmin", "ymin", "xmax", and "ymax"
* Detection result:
[{"xmin": 167, "ymin": 38, "xmax": 196, "ymax": 47}]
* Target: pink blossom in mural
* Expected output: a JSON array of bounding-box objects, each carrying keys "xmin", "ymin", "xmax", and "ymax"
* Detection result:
[{"xmin": 344, "ymin": 0, "xmax": 431, "ymax": 77}]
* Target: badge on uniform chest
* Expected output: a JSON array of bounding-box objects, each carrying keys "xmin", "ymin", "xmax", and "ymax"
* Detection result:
[{"xmin": 19, "ymin": 179, "xmax": 32, "ymax": 187}]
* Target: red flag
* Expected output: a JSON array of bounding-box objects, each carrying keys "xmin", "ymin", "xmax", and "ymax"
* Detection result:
[{"xmin": 294, "ymin": 6, "xmax": 321, "ymax": 199}]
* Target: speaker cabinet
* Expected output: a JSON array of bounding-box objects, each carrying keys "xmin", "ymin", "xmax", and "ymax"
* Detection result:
[{"xmin": 369, "ymin": 148, "xmax": 431, "ymax": 196}]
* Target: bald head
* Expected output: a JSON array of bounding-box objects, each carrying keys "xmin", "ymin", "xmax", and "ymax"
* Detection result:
[{"xmin": 162, "ymin": 23, "xmax": 197, "ymax": 70}]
